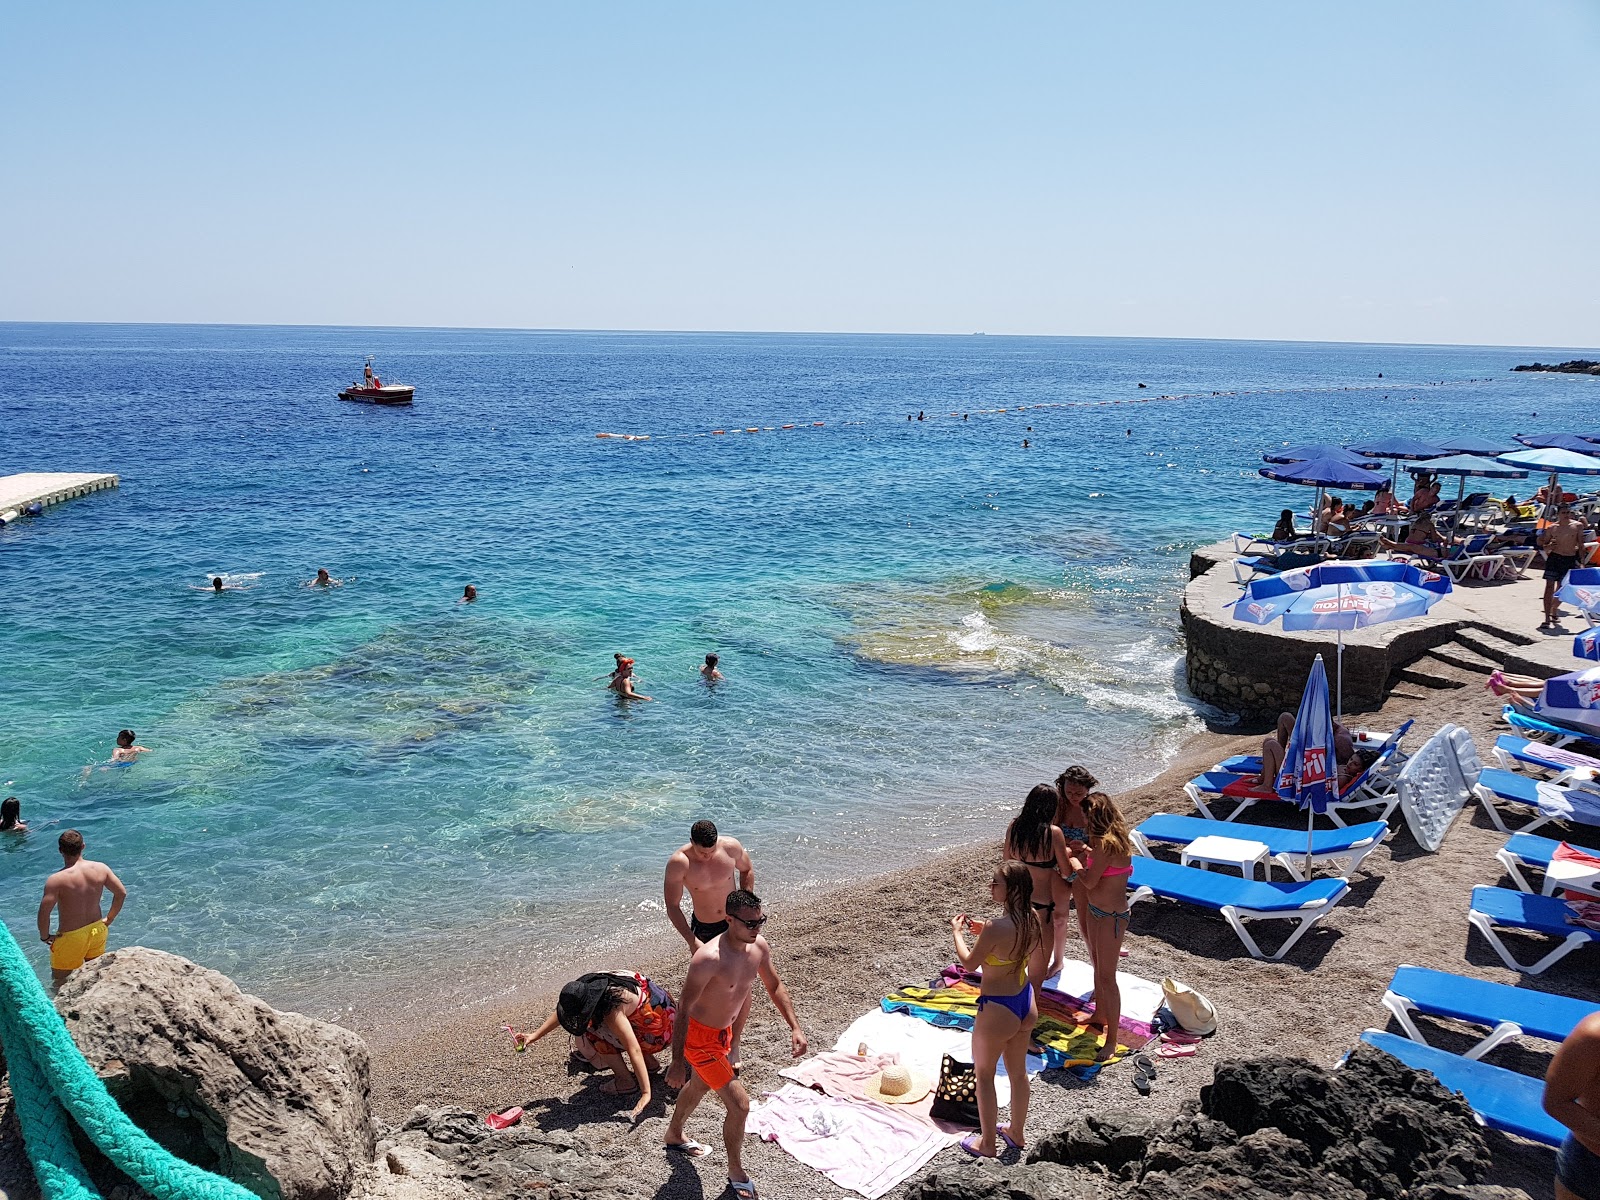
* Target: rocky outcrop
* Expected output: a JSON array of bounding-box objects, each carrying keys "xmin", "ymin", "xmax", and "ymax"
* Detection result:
[
  {"xmin": 1512, "ymin": 360, "xmax": 1600, "ymax": 375},
  {"xmin": 905, "ymin": 1046, "xmax": 1526, "ymax": 1200},
  {"xmin": 54, "ymin": 947, "xmax": 376, "ymax": 1200}
]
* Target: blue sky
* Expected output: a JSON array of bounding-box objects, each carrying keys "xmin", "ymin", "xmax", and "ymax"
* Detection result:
[{"xmin": 2, "ymin": 2, "xmax": 1597, "ymax": 345}]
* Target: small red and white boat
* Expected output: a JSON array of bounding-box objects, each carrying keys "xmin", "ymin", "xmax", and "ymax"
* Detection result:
[{"xmin": 338, "ymin": 358, "xmax": 415, "ymax": 406}]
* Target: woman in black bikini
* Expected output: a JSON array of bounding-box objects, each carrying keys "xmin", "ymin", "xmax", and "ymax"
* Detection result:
[
  {"xmin": 1049, "ymin": 765, "xmax": 1098, "ymax": 976},
  {"xmin": 1004, "ymin": 784, "xmax": 1069, "ymax": 989}
]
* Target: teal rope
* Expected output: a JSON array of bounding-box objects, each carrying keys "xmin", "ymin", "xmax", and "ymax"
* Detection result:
[{"xmin": 0, "ymin": 923, "xmax": 259, "ymax": 1200}]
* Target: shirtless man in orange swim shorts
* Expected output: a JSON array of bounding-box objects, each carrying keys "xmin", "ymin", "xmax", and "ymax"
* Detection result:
[
  {"xmin": 663, "ymin": 888, "xmax": 805, "ymax": 1200},
  {"xmin": 38, "ymin": 830, "xmax": 127, "ymax": 989}
]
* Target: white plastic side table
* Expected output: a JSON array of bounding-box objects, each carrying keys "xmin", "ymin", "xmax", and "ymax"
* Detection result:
[
  {"xmin": 1181, "ymin": 835, "xmax": 1271, "ymax": 880},
  {"xmin": 1544, "ymin": 857, "xmax": 1600, "ymax": 899}
]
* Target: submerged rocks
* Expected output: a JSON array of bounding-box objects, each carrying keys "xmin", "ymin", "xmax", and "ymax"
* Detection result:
[{"xmin": 55, "ymin": 947, "xmax": 375, "ymax": 1200}]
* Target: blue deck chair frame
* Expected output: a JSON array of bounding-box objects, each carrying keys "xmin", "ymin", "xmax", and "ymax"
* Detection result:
[
  {"xmin": 1496, "ymin": 832, "xmax": 1600, "ymax": 898},
  {"xmin": 1381, "ymin": 964, "xmax": 1600, "ymax": 1060},
  {"xmin": 1127, "ymin": 856, "xmax": 1349, "ymax": 960},
  {"xmin": 1468, "ymin": 885, "xmax": 1596, "ymax": 975},
  {"xmin": 1475, "ymin": 764, "xmax": 1600, "ymax": 836},
  {"xmin": 1131, "ymin": 813, "xmax": 1389, "ymax": 881},
  {"xmin": 1358, "ymin": 1030, "xmax": 1568, "ymax": 1146}
]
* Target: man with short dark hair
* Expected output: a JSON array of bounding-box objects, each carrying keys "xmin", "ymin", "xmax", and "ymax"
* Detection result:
[
  {"xmin": 38, "ymin": 830, "xmax": 127, "ymax": 989},
  {"xmin": 1541, "ymin": 506, "xmax": 1586, "ymax": 628},
  {"xmin": 664, "ymin": 888, "xmax": 805, "ymax": 1197},
  {"xmin": 664, "ymin": 821, "xmax": 755, "ymax": 951}
]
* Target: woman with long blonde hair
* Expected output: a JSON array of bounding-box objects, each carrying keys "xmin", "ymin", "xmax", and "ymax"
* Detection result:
[
  {"xmin": 950, "ymin": 861, "xmax": 1040, "ymax": 1157},
  {"xmin": 1065, "ymin": 791, "xmax": 1134, "ymax": 1062}
]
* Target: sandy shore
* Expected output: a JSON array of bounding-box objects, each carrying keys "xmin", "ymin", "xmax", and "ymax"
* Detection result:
[{"xmin": 355, "ymin": 677, "xmax": 1596, "ymax": 1200}]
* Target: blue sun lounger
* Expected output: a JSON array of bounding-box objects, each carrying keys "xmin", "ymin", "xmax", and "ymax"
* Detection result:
[
  {"xmin": 1503, "ymin": 707, "xmax": 1599, "ymax": 749},
  {"xmin": 1474, "ymin": 764, "xmax": 1600, "ymax": 836},
  {"xmin": 1358, "ymin": 1030, "xmax": 1567, "ymax": 1146},
  {"xmin": 1497, "ymin": 832, "xmax": 1600, "ymax": 897},
  {"xmin": 1127, "ymin": 856, "xmax": 1349, "ymax": 960},
  {"xmin": 1492, "ymin": 734, "xmax": 1600, "ymax": 778},
  {"xmin": 1131, "ymin": 813, "xmax": 1389, "ymax": 881},
  {"xmin": 1381, "ymin": 964, "xmax": 1600, "ymax": 1060},
  {"xmin": 1468, "ymin": 886, "xmax": 1597, "ymax": 975}
]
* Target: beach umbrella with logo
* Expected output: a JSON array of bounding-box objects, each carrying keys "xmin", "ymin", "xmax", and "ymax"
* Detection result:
[
  {"xmin": 1276, "ymin": 654, "xmax": 1339, "ymax": 871},
  {"xmin": 1437, "ymin": 435, "xmax": 1510, "ymax": 456},
  {"xmin": 1573, "ymin": 627, "xmax": 1600, "ymax": 663},
  {"xmin": 1495, "ymin": 446, "xmax": 1600, "ymax": 522},
  {"xmin": 1515, "ymin": 433, "xmax": 1600, "ymax": 454},
  {"xmin": 1259, "ymin": 456, "xmax": 1385, "ymax": 533},
  {"xmin": 1262, "ymin": 444, "xmax": 1380, "ymax": 467},
  {"xmin": 1404, "ymin": 454, "xmax": 1529, "ymax": 536},
  {"xmin": 1347, "ymin": 436, "xmax": 1446, "ymax": 491},
  {"xmin": 1533, "ymin": 666, "xmax": 1600, "ymax": 737},
  {"xmin": 1230, "ymin": 561, "xmax": 1453, "ymax": 717}
]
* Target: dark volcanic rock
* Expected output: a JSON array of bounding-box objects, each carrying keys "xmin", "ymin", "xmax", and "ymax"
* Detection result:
[
  {"xmin": 1030, "ymin": 1112, "xmax": 1157, "ymax": 1170},
  {"xmin": 908, "ymin": 1161, "xmax": 1105, "ymax": 1200},
  {"xmin": 1512, "ymin": 360, "xmax": 1600, "ymax": 374}
]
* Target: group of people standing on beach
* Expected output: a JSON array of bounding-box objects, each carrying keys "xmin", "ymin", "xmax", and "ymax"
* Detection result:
[{"xmin": 513, "ymin": 761, "xmax": 1125, "ymax": 1188}]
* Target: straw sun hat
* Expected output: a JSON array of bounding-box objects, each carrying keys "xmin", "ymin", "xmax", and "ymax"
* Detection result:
[{"xmin": 864, "ymin": 1063, "xmax": 933, "ymax": 1105}]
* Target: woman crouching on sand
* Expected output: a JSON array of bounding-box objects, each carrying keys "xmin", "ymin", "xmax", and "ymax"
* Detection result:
[
  {"xmin": 1004, "ymin": 783, "xmax": 1069, "ymax": 986},
  {"xmin": 1067, "ymin": 791, "xmax": 1134, "ymax": 1062},
  {"xmin": 512, "ymin": 971, "xmax": 676, "ymax": 1121},
  {"xmin": 951, "ymin": 861, "xmax": 1040, "ymax": 1158}
]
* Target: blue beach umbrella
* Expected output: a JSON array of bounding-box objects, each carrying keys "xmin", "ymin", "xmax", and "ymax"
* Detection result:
[
  {"xmin": 1262, "ymin": 444, "xmax": 1378, "ymax": 467},
  {"xmin": 1514, "ymin": 433, "xmax": 1600, "ymax": 454},
  {"xmin": 1232, "ymin": 561, "xmax": 1454, "ymax": 716},
  {"xmin": 1259, "ymin": 457, "xmax": 1388, "ymax": 534},
  {"xmin": 1496, "ymin": 447, "xmax": 1600, "ymax": 522},
  {"xmin": 1347, "ymin": 436, "xmax": 1446, "ymax": 490},
  {"xmin": 1277, "ymin": 654, "xmax": 1339, "ymax": 869},
  {"xmin": 1573, "ymin": 627, "xmax": 1600, "ymax": 663},
  {"xmin": 1436, "ymin": 435, "xmax": 1510, "ymax": 456},
  {"xmin": 1534, "ymin": 666, "xmax": 1600, "ymax": 736}
]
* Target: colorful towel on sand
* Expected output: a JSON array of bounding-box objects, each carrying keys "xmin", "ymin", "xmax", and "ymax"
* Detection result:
[
  {"xmin": 882, "ymin": 979, "xmax": 1136, "ymax": 1068},
  {"xmin": 939, "ymin": 963, "xmax": 1158, "ymax": 1038}
]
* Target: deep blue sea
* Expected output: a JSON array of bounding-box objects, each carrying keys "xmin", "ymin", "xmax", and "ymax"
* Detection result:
[{"xmin": 1, "ymin": 324, "xmax": 1595, "ymax": 1012}]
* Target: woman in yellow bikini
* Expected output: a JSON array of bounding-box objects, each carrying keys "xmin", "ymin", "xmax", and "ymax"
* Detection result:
[
  {"xmin": 1066, "ymin": 791, "xmax": 1134, "ymax": 1062},
  {"xmin": 950, "ymin": 861, "xmax": 1041, "ymax": 1158}
]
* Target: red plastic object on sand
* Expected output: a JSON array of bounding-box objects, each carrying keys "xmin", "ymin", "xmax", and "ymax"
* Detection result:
[{"xmin": 485, "ymin": 1106, "xmax": 523, "ymax": 1130}]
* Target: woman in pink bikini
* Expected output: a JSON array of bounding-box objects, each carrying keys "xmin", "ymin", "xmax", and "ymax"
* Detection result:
[
  {"xmin": 950, "ymin": 861, "xmax": 1040, "ymax": 1158},
  {"xmin": 1066, "ymin": 791, "xmax": 1134, "ymax": 1062}
]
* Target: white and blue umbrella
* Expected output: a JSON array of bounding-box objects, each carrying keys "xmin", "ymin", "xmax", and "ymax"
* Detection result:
[
  {"xmin": 1260, "ymin": 456, "xmax": 1387, "ymax": 532},
  {"xmin": 1557, "ymin": 567, "xmax": 1600, "ymax": 617},
  {"xmin": 1263, "ymin": 444, "xmax": 1380, "ymax": 468},
  {"xmin": 1232, "ymin": 561, "xmax": 1454, "ymax": 716},
  {"xmin": 1534, "ymin": 666, "xmax": 1600, "ymax": 736},
  {"xmin": 1496, "ymin": 447, "xmax": 1600, "ymax": 522},
  {"xmin": 1573, "ymin": 627, "xmax": 1600, "ymax": 663},
  {"xmin": 1277, "ymin": 654, "xmax": 1339, "ymax": 868}
]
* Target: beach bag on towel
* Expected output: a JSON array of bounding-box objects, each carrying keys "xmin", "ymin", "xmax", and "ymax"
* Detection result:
[
  {"xmin": 928, "ymin": 1054, "xmax": 980, "ymax": 1126},
  {"xmin": 1161, "ymin": 977, "xmax": 1218, "ymax": 1036}
]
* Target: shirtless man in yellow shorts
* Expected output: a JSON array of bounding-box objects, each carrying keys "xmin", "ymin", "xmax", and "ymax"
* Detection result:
[
  {"xmin": 663, "ymin": 889, "xmax": 805, "ymax": 1199},
  {"xmin": 38, "ymin": 830, "xmax": 127, "ymax": 989}
]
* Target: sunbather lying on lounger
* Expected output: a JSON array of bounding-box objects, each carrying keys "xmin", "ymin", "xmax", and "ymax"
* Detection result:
[
  {"xmin": 1487, "ymin": 670, "xmax": 1545, "ymax": 705},
  {"xmin": 1259, "ymin": 713, "xmax": 1294, "ymax": 789},
  {"xmin": 1380, "ymin": 513, "xmax": 1447, "ymax": 560}
]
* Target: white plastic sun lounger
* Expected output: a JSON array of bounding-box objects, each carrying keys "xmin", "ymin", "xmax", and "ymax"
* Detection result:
[
  {"xmin": 1468, "ymin": 885, "xmax": 1597, "ymax": 975},
  {"xmin": 1128, "ymin": 856, "xmax": 1349, "ymax": 960},
  {"xmin": 1381, "ymin": 964, "xmax": 1600, "ymax": 1060},
  {"xmin": 1473, "ymin": 766, "xmax": 1600, "ymax": 836},
  {"xmin": 1131, "ymin": 813, "xmax": 1389, "ymax": 881},
  {"xmin": 1496, "ymin": 832, "xmax": 1600, "ymax": 898}
]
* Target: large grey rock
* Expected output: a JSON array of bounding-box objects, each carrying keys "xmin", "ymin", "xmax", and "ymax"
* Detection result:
[
  {"xmin": 54, "ymin": 948, "xmax": 375, "ymax": 1200},
  {"xmin": 908, "ymin": 1161, "xmax": 1107, "ymax": 1200}
]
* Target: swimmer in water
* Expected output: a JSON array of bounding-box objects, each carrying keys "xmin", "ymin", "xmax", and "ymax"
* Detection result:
[
  {"xmin": 699, "ymin": 653, "xmax": 723, "ymax": 682},
  {"xmin": 306, "ymin": 568, "xmax": 343, "ymax": 588},
  {"xmin": 1, "ymin": 796, "xmax": 27, "ymax": 834},
  {"xmin": 608, "ymin": 657, "xmax": 653, "ymax": 701},
  {"xmin": 192, "ymin": 576, "xmax": 251, "ymax": 593},
  {"xmin": 110, "ymin": 730, "xmax": 150, "ymax": 764},
  {"xmin": 461, "ymin": 584, "xmax": 478, "ymax": 603}
]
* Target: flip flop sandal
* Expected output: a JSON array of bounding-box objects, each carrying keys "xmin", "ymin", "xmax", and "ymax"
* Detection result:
[
  {"xmin": 666, "ymin": 1140, "xmax": 712, "ymax": 1158},
  {"xmin": 960, "ymin": 1133, "xmax": 997, "ymax": 1158},
  {"xmin": 567, "ymin": 1051, "xmax": 600, "ymax": 1074},
  {"xmin": 998, "ymin": 1126, "xmax": 1024, "ymax": 1151},
  {"xmin": 485, "ymin": 1106, "xmax": 523, "ymax": 1130},
  {"xmin": 1155, "ymin": 1043, "xmax": 1197, "ymax": 1059},
  {"xmin": 728, "ymin": 1181, "xmax": 759, "ymax": 1200},
  {"xmin": 1132, "ymin": 1054, "xmax": 1156, "ymax": 1096}
]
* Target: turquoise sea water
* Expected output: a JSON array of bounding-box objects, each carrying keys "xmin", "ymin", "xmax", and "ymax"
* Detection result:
[{"xmin": 1, "ymin": 324, "xmax": 1595, "ymax": 1011}]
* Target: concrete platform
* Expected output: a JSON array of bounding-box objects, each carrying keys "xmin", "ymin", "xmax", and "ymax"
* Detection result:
[
  {"xmin": 1182, "ymin": 539, "xmax": 1584, "ymax": 718},
  {"xmin": 0, "ymin": 472, "xmax": 119, "ymax": 518}
]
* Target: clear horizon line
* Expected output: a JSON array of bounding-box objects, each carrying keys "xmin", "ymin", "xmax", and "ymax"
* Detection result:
[{"xmin": 0, "ymin": 318, "xmax": 1596, "ymax": 357}]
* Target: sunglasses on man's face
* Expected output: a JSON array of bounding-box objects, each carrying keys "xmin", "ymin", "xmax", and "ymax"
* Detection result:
[{"xmin": 729, "ymin": 913, "xmax": 768, "ymax": 930}]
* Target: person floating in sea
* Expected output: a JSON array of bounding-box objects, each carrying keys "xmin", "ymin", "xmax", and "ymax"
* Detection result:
[
  {"xmin": 461, "ymin": 584, "xmax": 478, "ymax": 603},
  {"xmin": 664, "ymin": 821, "xmax": 756, "ymax": 1061},
  {"xmin": 307, "ymin": 568, "xmax": 344, "ymax": 588},
  {"xmin": 1545, "ymin": 1011, "xmax": 1600, "ymax": 1200},
  {"xmin": 510, "ymin": 970, "xmax": 676, "ymax": 1122},
  {"xmin": 950, "ymin": 861, "xmax": 1039, "ymax": 1158},
  {"xmin": 193, "ymin": 576, "xmax": 251, "ymax": 593},
  {"xmin": 1, "ymin": 796, "xmax": 27, "ymax": 834},
  {"xmin": 663, "ymin": 887, "xmax": 806, "ymax": 1199},
  {"xmin": 38, "ymin": 829, "xmax": 127, "ymax": 989},
  {"xmin": 699, "ymin": 653, "xmax": 723, "ymax": 682},
  {"xmin": 1541, "ymin": 506, "xmax": 1585, "ymax": 628},
  {"xmin": 110, "ymin": 729, "xmax": 151, "ymax": 765},
  {"xmin": 608, "ymin": 657, "xmax": 652, "ymax": 701}
]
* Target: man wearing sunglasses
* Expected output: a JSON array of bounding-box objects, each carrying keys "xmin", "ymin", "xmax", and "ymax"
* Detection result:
[{"xmin": 663, "ymin": 889, "xmax": 806, "ymax": 1199}]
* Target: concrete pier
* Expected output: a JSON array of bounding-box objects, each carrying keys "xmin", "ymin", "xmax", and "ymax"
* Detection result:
[
  {"xmin": 1182, "ymin": 539, "xmax": 1583, "ymax": 719},
  {"xmin": 0, "ymin": 472, "xmax": 119, "ymax": 519}
]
